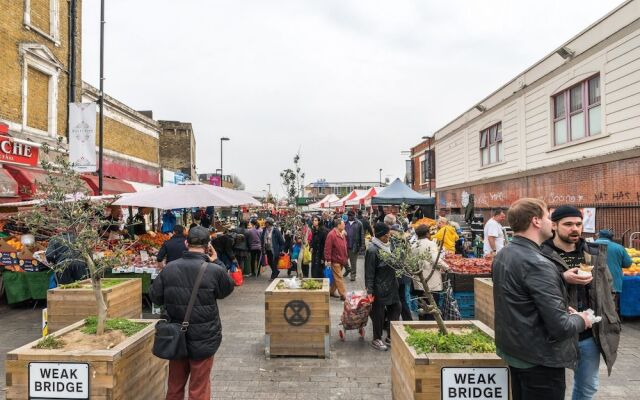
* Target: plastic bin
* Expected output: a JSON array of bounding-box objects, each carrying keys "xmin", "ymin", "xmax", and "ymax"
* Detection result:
[{"xmin": 621, "ymin": 275, "xmax": 640, "ymax": 317}]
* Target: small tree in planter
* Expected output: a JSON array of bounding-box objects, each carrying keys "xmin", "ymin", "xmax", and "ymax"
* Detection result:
[
  {"xmin": 377, "ymin": 232, "xmax": 449, "ymax": 335},
  {"xmin": 19, "ymin": 138, "xmax": 131, "ymax": 335}
]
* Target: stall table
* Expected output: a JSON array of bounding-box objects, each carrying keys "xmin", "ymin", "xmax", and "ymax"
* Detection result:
[{"xmin": 1, "ymin": 270, "xmax": 52, "ymax": 304}]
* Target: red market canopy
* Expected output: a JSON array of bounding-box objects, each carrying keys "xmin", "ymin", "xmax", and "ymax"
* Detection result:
[
  {"xmin": 80, "ymin": 174, "xmax": 137, "ymax": 195},
  {"xmin": 328, "ymin": 190, "xmax": 359, "ymax": 208},
  {"xmin": 308, "ymin": 194, "xmax": 339, "ymax": 209},
  {"xmin": 4, "ymin": 165, "xmax": 93, "ymax": 200}
]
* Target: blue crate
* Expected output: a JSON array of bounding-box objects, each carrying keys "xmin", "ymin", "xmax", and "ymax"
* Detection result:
[
  {"xmin": 621, "ymin": 276, "xmax": 640, "ymax": 317},
  {"xmin": 453, "ymin": 291, "xmax": 475, "ymax": 308}
]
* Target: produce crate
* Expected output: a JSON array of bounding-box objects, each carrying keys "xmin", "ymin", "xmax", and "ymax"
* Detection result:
[
  {"xmin": 436, "ymin": 291, "xmax": 475, "ymax": 319},
  {"xmin": 447, "ymin": 272, "xmax": 491, "ymax": 292}
]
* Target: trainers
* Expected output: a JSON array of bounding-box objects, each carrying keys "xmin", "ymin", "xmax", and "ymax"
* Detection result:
[
  {"xmin": 350, "ymin": 276, "xmax": 356, "ymax": 282},
  {"xmin": 371, "ymin": 339, "xmax": 388, "ymax": 351},
  {"xmin": 384, "ymin": 337, "xmax": 391, "ymax": 347},
  {"xmin": 343, "ymin": 267, "xmax": 351, "ymax": 278}
]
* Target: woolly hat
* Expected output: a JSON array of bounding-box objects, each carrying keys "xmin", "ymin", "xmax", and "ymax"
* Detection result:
[
  {"xmin": 551, "ymin": 205, "xmax": 583, "ymax": 222},
  {"xmin": 374, "ymin": 222, "xmax": 390, "ymax": 238},
  {"xmin": 598, "ymin": 229, "xmax": 614, "ymax": 239}
]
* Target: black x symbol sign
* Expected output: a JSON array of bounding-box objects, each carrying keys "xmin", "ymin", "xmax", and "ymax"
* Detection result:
[{"xmin": 284, "ymin": 300, "xmax": 310, "ymax": 326}]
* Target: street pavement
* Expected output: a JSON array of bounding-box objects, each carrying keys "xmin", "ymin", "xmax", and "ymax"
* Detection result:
[{"xmin": 1, "ymin": 258, "xmax": 640, "ymax": 399}]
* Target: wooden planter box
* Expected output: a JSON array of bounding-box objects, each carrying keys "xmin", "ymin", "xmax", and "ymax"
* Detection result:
[
  {"xmin": 391, "ymin": 320, "xmax": 508, "ymax": 400},
  {"xmin": 5, "ymin": 319, "xmax": 168, "ymax": 399},
  {"xmin": 264, "ymin": 278, "xmax": 330, "ymax": 358},
  {"xmin": 47, "ymin": 278, "xmax": 142, "ymax": 333},
  {"xmin": 474, "ymin": 278, "xmax": 495, "ymax": 330}
]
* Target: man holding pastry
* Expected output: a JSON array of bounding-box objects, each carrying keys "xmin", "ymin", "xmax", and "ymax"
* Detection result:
[{"xmin": 541, "ymin": 205, "xmax": 620, "ymax": 400}]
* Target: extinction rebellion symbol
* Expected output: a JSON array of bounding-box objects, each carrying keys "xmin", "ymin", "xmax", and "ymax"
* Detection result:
[{"xmin": 284, "ymin": 300, "xmax": 310, "ymax": 326}]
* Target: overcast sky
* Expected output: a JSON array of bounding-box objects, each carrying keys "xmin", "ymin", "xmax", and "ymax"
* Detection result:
[{"xmin": 82, "ymin": 0, "xmax": 623, "ymax": 195}]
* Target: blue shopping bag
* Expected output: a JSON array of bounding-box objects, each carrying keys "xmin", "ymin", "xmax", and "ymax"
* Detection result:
[{"xmin": 323, "ymin": 264, "xmax": 334, "ymax": 286}]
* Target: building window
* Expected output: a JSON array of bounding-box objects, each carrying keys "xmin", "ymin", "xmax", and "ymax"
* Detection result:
[
  {"xmin": 20, "ymin": 43, "xmax": 63, "ymax": 137},
  {"xmin": 479, "ymin": 122, "xmax": 502, "ymax": 166},
  {"xmin": 553, "ymin": 75, "xmax": 601, "ymax": 145},
  {"xmin": 24, "ymin": 0, "xmax": 60, "ymax": 44},
  {"xmin": 420, "ymin": 150, "xmax": 435, "ymax": 183}
]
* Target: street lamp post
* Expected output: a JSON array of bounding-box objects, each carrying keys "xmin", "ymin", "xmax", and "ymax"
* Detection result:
[
  {"xmin": 379, "ymin": 168, "xmax": 382, "ymax": 186},
  {"xmin": 98, "ymin": 0, "xmax": 105, "ymax": 195},
  {"xmin": 220, "ymin": 137, "xmax": 230, "ymax": 185},
  {"xmin": 267, "ymin": 183, "xmax": 271, "ymax": 202}
]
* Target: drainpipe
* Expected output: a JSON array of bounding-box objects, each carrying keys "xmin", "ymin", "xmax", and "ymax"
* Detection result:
[{"xmin": 66, "ymin": 0, "xmax": 77, "ymax": 141}]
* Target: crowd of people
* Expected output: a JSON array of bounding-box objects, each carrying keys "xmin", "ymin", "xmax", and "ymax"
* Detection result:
[{"xmin": 148, "ymin": 200, "xmax": 632, "ymax": 400}]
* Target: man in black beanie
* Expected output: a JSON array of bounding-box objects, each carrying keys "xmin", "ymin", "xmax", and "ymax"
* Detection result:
[{"xmin": 541, "ymin": 205, "xmax": 619, "ymax": 400}]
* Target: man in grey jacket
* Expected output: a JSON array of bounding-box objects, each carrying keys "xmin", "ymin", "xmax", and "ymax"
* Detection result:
[{"xmin": 493, "ymin": 198, "xmax": 592, "ymax": 400}]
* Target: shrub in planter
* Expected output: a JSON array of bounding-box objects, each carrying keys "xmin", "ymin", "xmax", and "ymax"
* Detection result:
[
  {"xmin": 5, "ymin": 317, "xmax": 167, "ymax": 399},
  {"xmin": 264, "ymin": 278, "xmax": 330, "ymax": 358}
]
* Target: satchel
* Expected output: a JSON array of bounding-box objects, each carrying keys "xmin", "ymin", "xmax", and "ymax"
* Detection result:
[{"xmin": 152, "ymin": 261, "xmax": 207, "ymax": 360}]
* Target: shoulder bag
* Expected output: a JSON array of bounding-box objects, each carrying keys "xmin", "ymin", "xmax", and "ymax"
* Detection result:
[{"xmin": 152, "ymin": 261, "xmax": 207, "ymax": 360}]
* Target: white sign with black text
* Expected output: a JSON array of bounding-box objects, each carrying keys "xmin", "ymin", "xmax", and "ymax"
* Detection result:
[
  {"xmin": 441, "ymin": 367, "xmax": 509, "ymax": 400},
  {"xmin": 29, "ymin": 362, "xmax": 89, "ymax": 399}
]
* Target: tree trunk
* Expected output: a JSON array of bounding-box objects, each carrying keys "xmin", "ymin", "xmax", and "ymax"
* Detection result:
[
  {"xmin": 84, "ymin": 255, "xmax": 107, "ymax": 335},
  {"xmin": 91, "ymin": 276, "xmax": 107, "ymax": 335},
  {"xmin": 417, "ymin": 273, "xmax": 448, "ymax": 335}
]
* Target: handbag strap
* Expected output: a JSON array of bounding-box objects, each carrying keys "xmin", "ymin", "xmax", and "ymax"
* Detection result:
[{"xmin": 181, "ymin": 261, "xmax": 208, "ymax": 331}]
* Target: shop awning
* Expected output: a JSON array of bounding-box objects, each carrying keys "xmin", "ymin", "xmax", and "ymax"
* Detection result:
[
  {"xmin": 81, "ymin": 174, "xmax": 137, "ymax": 195},
  {"xmin": 4, "ymin": 165, "xmax": 92, "ymax": 200},
  {"xmin": 0, "ymin": 168, "xmax": 19, "ymax": 201}
]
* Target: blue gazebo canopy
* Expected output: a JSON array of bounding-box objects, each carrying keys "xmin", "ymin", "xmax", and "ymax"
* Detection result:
[{"xmin": 371, "ymin": 178, "xmax": 435, "ymax": 206}]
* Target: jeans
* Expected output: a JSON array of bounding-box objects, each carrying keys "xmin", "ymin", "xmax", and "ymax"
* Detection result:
[
  {"xmin": 250, "ymin": 249, "xmax": 261, "ymax": 276},
  {"xmin": 572, "ymin": 337, "xmax": 600, "ymax": 400},
  {"xmin": 510, "ymin": 365, "xmax": 565, "ymax": 400}
]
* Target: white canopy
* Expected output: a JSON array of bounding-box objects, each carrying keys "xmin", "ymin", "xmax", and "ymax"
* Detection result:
[
  {"xmin": 308, "ymin": 193, "xmax": 339, "ymax": 209},
  {"xmin": 328, "ymin": 191, "xmax": 359, "ymax": 208},
  {"xmin": 344, "ymin": 189, "xmax": 374, "ymax": 206},
  {"xmin": 113, "ymin": 184, "xmax": 261, "ymax": 209}
]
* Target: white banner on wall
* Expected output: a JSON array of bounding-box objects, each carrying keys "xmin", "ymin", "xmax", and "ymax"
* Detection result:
[{"xmin": 68, "ymin": 102, "xmax": 97, "ymax": 172}]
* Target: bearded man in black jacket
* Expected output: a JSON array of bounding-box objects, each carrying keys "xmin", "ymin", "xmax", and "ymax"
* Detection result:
[{"xmin": 150, "ymin": 226, "xmax": 235, "ymax": 400}]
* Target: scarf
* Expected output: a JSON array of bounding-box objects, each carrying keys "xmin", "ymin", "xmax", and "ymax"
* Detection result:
[{"xmin": 371, "ymin": 237, "xmax": 391, "ymax": 254}]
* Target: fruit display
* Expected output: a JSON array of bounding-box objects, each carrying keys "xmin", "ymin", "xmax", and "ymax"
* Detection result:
[
  {"xmin": 6, "ymin": 238, "xmax": 23, "ymax": 251},
  {"xmin": 624, "ymin": 247, "xmax": 640, "ymax": 276},
  {"xmin": 137, "ymin": 233, "xmax": 170, "ymax": 249},
  {"xmin": 411, "ymin": 218, "xmax": 436, "ymax": 228},
  {"xmin": 443, "ymin": 254, "xmax": 492, "ymax": 275}
]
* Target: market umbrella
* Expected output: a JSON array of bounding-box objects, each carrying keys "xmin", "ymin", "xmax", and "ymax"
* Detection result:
[{"xmin": 113, "ymin": 184, "xmax": 261, "ymax": 209}]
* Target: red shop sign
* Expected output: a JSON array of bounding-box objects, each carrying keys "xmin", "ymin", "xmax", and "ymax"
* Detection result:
[{"xmin": 0, "ymin": 124, "xmax": 39, "ymax": 167}]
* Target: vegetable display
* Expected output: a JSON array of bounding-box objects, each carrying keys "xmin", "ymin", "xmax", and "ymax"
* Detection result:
[{"xmin": 444, "ymin": 254, "xmax": 492, "ymax": 275}]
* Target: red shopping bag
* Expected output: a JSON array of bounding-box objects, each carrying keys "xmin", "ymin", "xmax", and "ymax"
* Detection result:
[
  {"xmin": 229, "ymin": 268, "xmax": 244, "ymax": 286},
  {"xmin": 277, "ymin": 253, "xmax": 291, "ymax": 270}
]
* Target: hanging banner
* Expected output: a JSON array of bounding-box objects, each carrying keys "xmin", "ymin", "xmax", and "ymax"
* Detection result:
[{"xmin": 68, "ymin": 103, "xmax": 97, "ymax": 172}]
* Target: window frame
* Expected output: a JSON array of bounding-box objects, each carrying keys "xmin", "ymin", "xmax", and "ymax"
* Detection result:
[
  {"xmin": 552, "ymin": 74, "xmax": 601, "ymax": 145},
  {"xmin": 23, "ymin": 0, "xmax": 61, "ymax": 45},
  {"xmin": 19, "ymin": 43, "xmax": 63, "ymax": 138},
  {"xmin": 479, "ymin": 122, "xmax": 502, "ymax": 166}
]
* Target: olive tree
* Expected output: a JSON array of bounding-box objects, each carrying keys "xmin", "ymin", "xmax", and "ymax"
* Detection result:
[{"xmin": 19, "ymin": 139, "xmax": 132, "ymax": 335}]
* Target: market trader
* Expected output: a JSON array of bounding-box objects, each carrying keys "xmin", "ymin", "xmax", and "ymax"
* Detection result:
[
  {"xmin": 595, "ymin": 229, "xmax": 632, "ymax": 315},
  {"xmin": 156, "ymin": 225, "xmax": 188, "ymax": 265}
]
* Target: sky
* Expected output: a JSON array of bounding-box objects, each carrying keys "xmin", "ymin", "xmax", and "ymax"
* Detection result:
[{"xmin": 81, "ymin": 0, "xmax": 624, "ymax": 195}]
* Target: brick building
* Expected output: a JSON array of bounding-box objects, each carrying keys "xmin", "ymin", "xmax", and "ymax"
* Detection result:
[
  {"xmin": 305, "ymin": 180, "xmax": 383, "ymax": 198},
  {"xmin": 409, "ymin": 137, "xmax": 436, "ymax": 197},
  {"xmin": 158, "ymin": 120, "xmax": 196, "ymax": 180},
  {"xmin": 82, "ymin": 83, "xmax": 161, "ymax": 188},
  {"xmin": 427, "ymin": 0, "xmax": 640, "ymax": 244},
  {"xmin": 0, "ymin": 0, "xmax": 82, "ymax": 201}
]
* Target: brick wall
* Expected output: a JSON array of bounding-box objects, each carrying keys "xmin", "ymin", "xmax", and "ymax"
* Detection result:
[
  {"xmin": 410, "ymin": 139, "xmax": 435, "ymax": 194},
  {"xmin": 158, "ymin": 121, "xmax": 196, "ymax": 179},
  {"xmin": 103, "ymin": 116, "xmax": 159, "ymax": 164},
  {"xmin": 437, "ymin": 156, "xmax": 640, "ymax": 244},
  {"xmin": 0, "ymin": 0, "xmax": 82, "ymax": 136}
]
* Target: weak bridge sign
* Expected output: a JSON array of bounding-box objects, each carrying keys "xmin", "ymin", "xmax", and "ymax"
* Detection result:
[{"xmin": 29, "ymin": 362, "xmax": 89, "ymax": 399}]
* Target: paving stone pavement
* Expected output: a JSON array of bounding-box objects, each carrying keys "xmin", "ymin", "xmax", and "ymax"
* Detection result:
[{"xmin": 1, "ymin": 257, "xmax": 640, "ymax": 399}]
